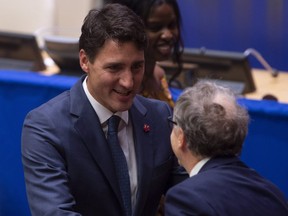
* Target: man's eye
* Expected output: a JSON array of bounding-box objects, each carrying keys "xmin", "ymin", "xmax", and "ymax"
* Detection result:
[
  {"xmin": 132, "ymin": 63, "xmax": 144, "ymax": 72},
  {"xmin": 107, "ymin": 65, "xmax": 121, "ymax": 72}
]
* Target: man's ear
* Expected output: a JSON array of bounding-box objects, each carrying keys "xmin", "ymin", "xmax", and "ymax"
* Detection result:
[
  {"xmin": 79, "ymin": 49, "xmax": 89, "ymax": 73},
  {"xmin": 176, "ymin": 127, "xmax": 186, "ymax": 150}
]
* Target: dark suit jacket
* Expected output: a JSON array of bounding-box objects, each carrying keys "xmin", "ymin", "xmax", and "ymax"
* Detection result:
[
  {"xmin": 22, "ymin": 76, "xmax": 185, "ymax": 216},
  {"xmin": 165, "ymin": 156, "xmax": 288, "ymax": 216}
]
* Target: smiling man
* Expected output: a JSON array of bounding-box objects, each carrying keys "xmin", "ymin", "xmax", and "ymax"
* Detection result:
[{"xmin": 21, "ymin": 4, "xmax": 186, "ymax": 216}]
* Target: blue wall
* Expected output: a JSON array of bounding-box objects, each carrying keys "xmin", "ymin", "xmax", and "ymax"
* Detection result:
[
  {"xmin": 178, "ymin": 0, "xmax": 288, "ymax": 72},
  {"xmin": 0, "ymin": 71, "xmax": 78, "ymax": 216}
]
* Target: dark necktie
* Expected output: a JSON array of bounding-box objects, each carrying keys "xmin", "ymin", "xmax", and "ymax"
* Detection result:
[{"xmin": 107, "ymin": 115, "xmax": 132, "ymax": 216}]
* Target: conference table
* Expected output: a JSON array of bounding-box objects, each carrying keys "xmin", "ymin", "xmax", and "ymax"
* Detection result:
[
  {"xmin": 159, "ymin": 59, "xmax": 288, "ymax": 104},
  {"xmin": 245, "ymin": 69, "xmax": 288, "ymax": 103},
  {"xmin": 0, "ymin": 67, "xmax": 287, "ymax": 216}
]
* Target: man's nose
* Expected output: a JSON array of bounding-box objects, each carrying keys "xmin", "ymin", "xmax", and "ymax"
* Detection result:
[{"xmin": 120, "ymin": 70, "xmax": 134, "ymax": 88}]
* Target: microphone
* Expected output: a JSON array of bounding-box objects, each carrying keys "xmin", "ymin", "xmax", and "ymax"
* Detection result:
[
  {"xmin": 262, "ymin": 94, "xmax": 278, "ymax": 102},
  {"xmin": 244, "ymin": 48, "xmax": 278, "ymax": 77}
]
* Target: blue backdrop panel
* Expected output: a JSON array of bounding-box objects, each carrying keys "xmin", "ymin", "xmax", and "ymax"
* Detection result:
[
  {"xmin": 178, "ymin": 0, "xmax": 288, "ymax": 71},
  {"xmin": 0, "ymin": 70, "xmax": 78, "ymax": 216},
  {"xmin": 238, "ymin": 98, "xmax": 288, "ymax": 197}
]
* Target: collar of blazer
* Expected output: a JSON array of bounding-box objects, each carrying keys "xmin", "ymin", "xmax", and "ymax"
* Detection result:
[{"xmin": 199, "ymin": 156, "xmax": 241, "ymax": 173}]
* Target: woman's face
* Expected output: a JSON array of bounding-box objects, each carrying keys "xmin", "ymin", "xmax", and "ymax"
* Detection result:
[{"xmin": 146, "ymin": 3, "xmax": 179, "ymax": 62}]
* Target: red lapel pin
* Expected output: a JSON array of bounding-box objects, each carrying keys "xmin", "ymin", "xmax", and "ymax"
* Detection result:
[{"xmin": 143, "ymin": 124, "xmax": 150, "ymax": 133}]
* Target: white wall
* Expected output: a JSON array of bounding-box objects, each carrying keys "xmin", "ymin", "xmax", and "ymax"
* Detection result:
[
  {"xmin": 0, "ymin": 0, "xmax": 103, "ymax": 34},
  {"xmin": 54, "ymin": 0, "xmax": 103, "ymax": 29},
  {"xmin": 0, "ymin": 0, "xmax": 55, "ymax": 34}
]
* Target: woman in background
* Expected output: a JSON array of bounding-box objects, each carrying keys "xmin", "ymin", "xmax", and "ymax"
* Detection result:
[{"xmin": 106, "ymin": 0, "xmax": 184, "ymax": 107}]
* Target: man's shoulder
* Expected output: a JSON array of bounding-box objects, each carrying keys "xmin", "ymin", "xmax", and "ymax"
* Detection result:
[
  {"xmin": 135, "ymin": 94, "xmax": 171, "ymax": 108},
  {"xmin": 28, "ymin": 90, "xmax": 71, "ymax": 118},
  {"xmin": 30, "ymin": 77, "xmax": 83, "ymax": 114},
  {"xmin": 134, "ymin": 94, "xmax": 172, "ymax": 114}
]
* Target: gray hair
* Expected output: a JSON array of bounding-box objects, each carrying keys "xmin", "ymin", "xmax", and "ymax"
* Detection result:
[{"xmin": 173, "ymin": 81, "xmax": 249, "ymax": 157}]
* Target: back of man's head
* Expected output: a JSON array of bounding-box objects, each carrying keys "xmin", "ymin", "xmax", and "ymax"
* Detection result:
[{"xmin": 173, "ymin": 81, "xmax": 249, "ymax": 157}]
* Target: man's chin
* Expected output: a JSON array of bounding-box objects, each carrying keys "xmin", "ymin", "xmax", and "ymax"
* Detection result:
[{"xmin": 115, "ymin": 101, "xmax": 133, "ymax": 112}]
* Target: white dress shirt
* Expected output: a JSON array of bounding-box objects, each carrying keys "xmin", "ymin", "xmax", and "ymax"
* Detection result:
[
  {"xmin": 82, "ymin": 77, "xmax": 138, "ymax": 209},
  {"xmin": 189, "ymin": 158, "xmax": 210, "ymax": 177}
]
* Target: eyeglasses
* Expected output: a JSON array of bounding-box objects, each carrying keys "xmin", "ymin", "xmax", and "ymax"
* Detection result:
[{"xmin": 167, "ymin": 116, "xmax": 177, "ymax": 129}]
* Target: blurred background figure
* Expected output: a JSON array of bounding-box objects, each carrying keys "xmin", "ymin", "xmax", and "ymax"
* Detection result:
[
  {"xmin": 106, "ymin": 0, "xmax": 184, "ymax": 108},
  {"xmin": 165, "ymin": 81, "xmax": 288, "ymax": 216}
]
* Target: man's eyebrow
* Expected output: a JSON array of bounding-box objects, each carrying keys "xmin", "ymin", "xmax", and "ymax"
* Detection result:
[
  {"xmin": 103, "ymin": 62, "xmax": 123, "ymax": 67},
  {"xmin": 133, "ymin": 60, "xmax": 145, "ymax": 65}
]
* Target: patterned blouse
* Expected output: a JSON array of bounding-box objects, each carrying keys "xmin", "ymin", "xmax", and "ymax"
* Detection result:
[{"xmin": 141, "ymin": 75, "xmax": 174, "ymax": 108}]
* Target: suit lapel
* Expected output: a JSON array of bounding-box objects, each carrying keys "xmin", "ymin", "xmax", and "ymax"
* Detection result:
[
  {"xmin": 70, "ymin": 77, "xmax": 122, "ymax": 206},
  {"xmin": 129, "ymin": 98, "xmax": 155, "ymax": 215}
]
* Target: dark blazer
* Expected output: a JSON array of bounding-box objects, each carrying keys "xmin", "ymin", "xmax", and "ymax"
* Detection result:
[
  {"xmin": 22, "ymin": 76, "xmax": 184, "ymax": 216},
  {"xmin": 165, "ymin": 156, "xmax": 288, "ymax": 216}
]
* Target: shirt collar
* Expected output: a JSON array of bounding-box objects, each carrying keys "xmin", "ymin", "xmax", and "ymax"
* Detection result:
[
  {"xmin": 82, "ymin": 76, "xmax": 129, "ymax": 125},
  {"xmin": 189, "ymin": 157, "xmax": 211, "ymax": 177}
]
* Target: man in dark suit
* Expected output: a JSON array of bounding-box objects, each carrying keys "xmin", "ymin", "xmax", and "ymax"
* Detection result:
[
  {"xmin": 21, "ymin": 4, "xmax": 185, "ymax": 216},
  {"xmin": 165, "ymin": 81, "xmax": 288, "ymax": 216}
]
